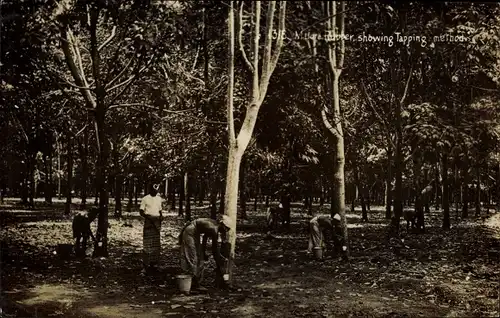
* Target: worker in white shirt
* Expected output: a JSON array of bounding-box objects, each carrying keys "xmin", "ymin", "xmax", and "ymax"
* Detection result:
[{"xmin": 139, "ymin": 183, "xmax": 163, "ymax": 274}]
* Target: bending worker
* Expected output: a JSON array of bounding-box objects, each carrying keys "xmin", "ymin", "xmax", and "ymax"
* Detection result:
[
  {"xmin": 308, "ymin": 213, "xmax": 346, "ymax": 258},
  {"xmin": 179, "ymin": 215, "xmax": 234, "ymax": 290}
]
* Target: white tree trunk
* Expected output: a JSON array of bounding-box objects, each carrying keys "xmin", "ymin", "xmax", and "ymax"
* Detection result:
[
  {"xmin": 223, "ymin": 0, "xmax": 286, "ymax": 284},
  {"xmin": 321, "ymin": 0, "xmax": 348, "ymax": 257},
  {"xmin": 223, "ymin": 146, "xmax": 243, "ymax": 282}
]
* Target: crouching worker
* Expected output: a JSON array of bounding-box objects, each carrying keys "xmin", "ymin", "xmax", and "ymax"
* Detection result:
[
  {"xmin": 72, "ymin": 207, "xmax": 99, "ymax": 257},
  {"xmin": 307, "ymin": 214, "xmax": 346, "ymax": 259},
  {"xmin": 179, "ymin": 215, "xmax": 234, "ymax": 290},
  {"xmin": 139, "ymin": 183, "xmax": 163, "ymax": 274}
]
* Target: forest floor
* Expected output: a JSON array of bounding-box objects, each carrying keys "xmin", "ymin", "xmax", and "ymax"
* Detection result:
[{"xmin": 1, "ymin": 198, "xmax": 499, "ymax": 318}]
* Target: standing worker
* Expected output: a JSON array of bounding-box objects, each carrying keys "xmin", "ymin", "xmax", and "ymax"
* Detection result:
[{"xmin": 139, "ymin": 183, "xmax": 163, "ymax": 274}]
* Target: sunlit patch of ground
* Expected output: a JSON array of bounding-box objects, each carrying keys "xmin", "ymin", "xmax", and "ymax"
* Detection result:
[
  {"xmin": 87, "ymin": 303, "xmax": 164, "ymax": 318},
  {"xmin": 18, "ymin": 283, "xmax": 93, "ymax": 306}
]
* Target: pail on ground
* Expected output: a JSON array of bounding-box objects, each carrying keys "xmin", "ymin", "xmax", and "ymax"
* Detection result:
[
  {"xmin": 56, "ymin": 244, "xmax": 73, "ymax": 259},
  {"xmin": 176, "ymin": 274, "xmax": 192, "ymax": 294},
  {"xmin": 313, "ymin": 247, "xmax": 323, "ymax": 260}
]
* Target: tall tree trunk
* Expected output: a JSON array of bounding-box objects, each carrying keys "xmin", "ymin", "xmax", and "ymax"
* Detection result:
[
  {"xmin": 360, "ymin": 185, "xmax": 368, "ymax": 222},
  {"xmin": 434, "ymin": 165, "xmax": 440, "ymax": 210},
  {"xmin": 351, "ymin": 184, "xmax": 356, "ymax": 213},
  {"xmin": 114, "ymin": 174, "xmax": 123, "ymax": 218},
  {"xmin": 390, "ymin": 98, "xmax": 404, "ymax": 236},
  {"xmin": 127, "ymin": 177, "xmax": 134, "ymax": 212},
  {"xmin": 210, "ymin": 182, "xmax": 218, "ymax": 219},
  {"xmin": 366, "ymin": 185, "xmax": 371, "ymax": 211},
  {"xmin": 308, "ymin": 195, "xmax": 313, "ymax": 215},
  {"xmin": 320, "ymin": 176, "xmax": 325, "ymax": 206},
  {"xmin": 65, "ymin": 136, "xmax": 73, "ymax": 215},
  {"xmin": 112, "ymin": 147, "xmax": 122, "ymax": 218},
  {"xmin": 442, "ymin": 154, "xmax": 450, "ymax": 229},
  {"xmin": 28, "ymin": 151, "xmax": 35, "ymax": 208},
  {"xmin": 164, "ymin": 175, "xmax": 169, "ymax": 201},
  {"xmin": 57, "ymin": 135, "xmax": 62, "ymax": 200},
  {"xmin": 80, "ymin": 129, "xmax": 88, "ymax": 209},
  {"xmin": 171, "ymin": 186, "xmax": 176, "ymax": 211},
  {"xmin": 223, "ymin": 147, "xmax": 242, "ymax": 286},
  {"xmin": 389, "ymin": 5, "xmax": 412, "ymax": 237},
  {"xmin": 319, "ymin": 1, "xmax": 349, "ymax": 255},
  {"xmin": 356, "ymin": 170, "xmax": 368, "ymax": 222},
  {"xmin": 93, "ymin": 107, "xmax": 110, "ymax": 257},
  {"xmin": 218, "ymin": 177, "xmax": 226, "ymax": 215},
  {"xmin": 179, "ymin": 176, "xmax": 185, "ymax": 217},
  {"xmin": 134, "ymin": 177, "xmax": 139, "ymax": 206},
  {"xmin": 462, "ymin": 186, "xmax": 469, "ymax": 218},
  {"xmin": 385, "ymin": 155, "xmax": 392, "ymax": 219},
  {"xmin": 239, "ymin": 157, "xmax": 247, "ymax": 220},
  {"xmin": 475, "ymin": 165, "xmax": 481, "ymax": 217},
  {"xmin": 44, "ymin": 139, "xmax": 53, "ymax": 205},
  {"xmin": 222, "ymin": 0, "xmax": 287, "ymax": 284},
  {"xmin": 185, "ymin": 172, "xmax": 191, "ymax": 221},
  {"xmin": 454, "ymin": 160, "xmax": 460, "ymax": 220},
  {"xmin": 94, "ymin": 182, "xmax": 99, "ymax": 206},
  {"xmin": 497, "ymin": 161, "xmax": 500, "ymax": 213},
  {"xmin": 198, "ymin": 177, "xmax": 205, "ymax": 206}
]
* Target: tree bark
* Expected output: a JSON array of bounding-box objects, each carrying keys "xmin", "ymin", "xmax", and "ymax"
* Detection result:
[
  {"xmin": 44, "ymin": 137, "xmax": 53, "ymax": 205},
  {"xmin": 462, "ymin": 185, "xmax": 469, "ymax": 218},
  {"xmin": 80, "ymin": 129, "xmax": 88, "ymax": 209},
  {"xmin": 454, "ymin": 160, "xmax": 460, "ymax": 220},
  {"xmin": 360, "ymin": 185, "xmax": 368, "ymax": 222},
  {"xmin": 57, "ymin": 135, "xmax": 62, "ymax": 200},
  {"xmin": 93, "ymin": 107, "xmax": 110, "ymax": 257},
  {"xmin": 434, "ymin": 165, "xmax": 441, "ymax": 210},
  {"xmin": 170, "ymin": 180, "xmax": 176, "ymax": 211},
  {"xmin": 127, "ymin": 176, "xmax": 134, "ymax": 212},
  {"xmin": 385, "ymin": 147, "xmax": 393, "ymax": 219},
  {"xmin": 475, "ymin": 165, "xmax": 481, "ymax": 217},
  {"xmin": 65, "ymin": 136, "xmax": 73, "ymax": 215},
  {"xmin": 179, "ymin": 176, "xmax": 185, "ymax": 217},
  {"xmin": 114, "ymin": 172, "xmax": 123, "ymax": 218},
  {"xmin": 223, "ymin": 147, "xmax": 242, "ymax": 286},
  {"xmin": 210, "ymin": 183, "xmax": 218, "ymax": 219},
  {"xmin": 134, "ymin": 177, "xmax": 139, "ymax": 206},
  {"xmin": 317, "ymin": 1, "xmax": 349, "ymax": 255},
  {"xmin": 442, "ymin": 154, "xmax": 450, "ymax": 229},
  {"xmin": 185, "ymin": 172, "xmax": 191, "ymax": 221},
  {"xmin": 239, "ymin": 157, "xmax": 247, "ymax": 220},
  {"xmin": 497, "ymin": 161, "xmax": 500, "ymax": 213},
  {"xmin": 218, "ymin": 178, "xmax": 226, "ymax": 215},
  {"xmin": 198, "ymin": 177, "xmax": 205, "ymax": 206},
  {"xmin": 222, "ymin": 0, "xmax": 287, "ymax": 284}
]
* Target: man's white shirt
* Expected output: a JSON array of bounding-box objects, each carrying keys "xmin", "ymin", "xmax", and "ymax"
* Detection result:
[{"xmin": 140, "ymin": 194, "xmax": 163, "ymax": 216}]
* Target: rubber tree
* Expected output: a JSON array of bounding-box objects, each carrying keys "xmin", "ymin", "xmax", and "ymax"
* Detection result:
[
  {"xmin": 388, "ymin": 5, "xmax": 414, "ymax": 238},
  {"xmin": 223, "ymin": 0, "xmax": 286, "ymax": 285},
  {"xmin": 320, "ymin": 1, "xmax": 349, "ymax": 257},
  {"xmin": 54, "ymin": 2, "xmax": 160, "ymax": 256}
]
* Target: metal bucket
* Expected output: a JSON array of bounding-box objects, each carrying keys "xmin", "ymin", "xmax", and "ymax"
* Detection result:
[
  {"xmin": 176, "ymin": 274, "xmax": 192, "ymax": 294},
  {"xmin": 313, "ymin": 247, "xmax": 323, "ymax": 260}
]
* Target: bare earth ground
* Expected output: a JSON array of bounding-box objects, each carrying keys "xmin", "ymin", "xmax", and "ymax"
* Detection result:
[{"xmin": 1, "ymin": 198, "xmax": 499, "ymax": 318}]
